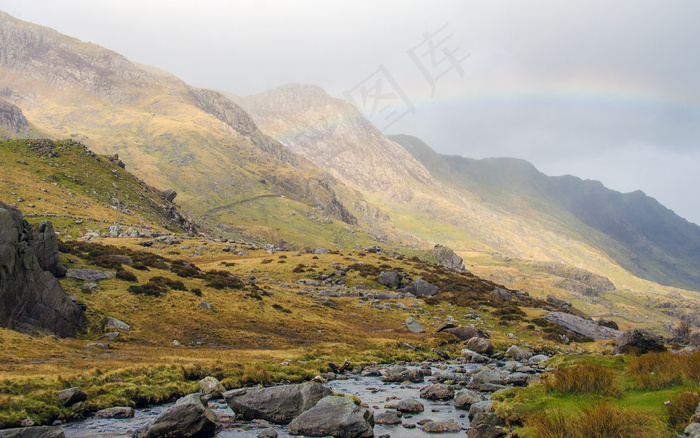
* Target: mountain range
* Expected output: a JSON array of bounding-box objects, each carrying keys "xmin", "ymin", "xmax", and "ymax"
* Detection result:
[{"xmin": 1, "ymin": 9, "xmax": 699, "ymax": 326}]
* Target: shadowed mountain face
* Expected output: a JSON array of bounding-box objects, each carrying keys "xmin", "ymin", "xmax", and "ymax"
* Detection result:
[{"xmin": 391, "ymin": 134, "xmax": 700, "ymax": 291}]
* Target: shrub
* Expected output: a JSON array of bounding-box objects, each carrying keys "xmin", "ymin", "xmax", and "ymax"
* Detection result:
[
  {"xmin": 666, "ymin": 390, "xmax": 700, "ymax": 431},
  {"xmin": 190, "ymin": 288, "xmax": 202, "ymax": 297},
  {"xmin": 627, "ymin": 351, "xmax": 700, "ymax": 390},
  {"xmin": 543, "ymin": 364, "xmax": 620, "ymax": 396},
  {"xmin": 148, "ymin": 276, "xmax": 187, "ymax": 291},
  {"xmin": 260, "ymin": 259, "xmax": 273, "ymax": 264},
  {"xmin": 172, "ymin": 261, "xmax": 200, "ymax": 278},
  {"xmin": 116, "ymin": 269, "xmax": 138, "ymax": 282},
  {"xmin": 292, "ymin": 264, "xmax": 306, "ymax": 273},
  {"xmin": 527, "ymin": 404, "xmax": 654, "ymax": 438},
  {"xmin": 348, "ymin": 263, "xmax": 381, "ymax": 277},
  {"xmin": 204, "ymin": 270, "xmax": 244, "ymax": 290}
]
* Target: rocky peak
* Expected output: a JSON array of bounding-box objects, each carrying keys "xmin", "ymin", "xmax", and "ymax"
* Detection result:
[
  {"xmin": 235, "ymin": 83, "xmax": 436, "ymax": 197},
  {"xmin": 0, "ymin": 11, "xmax": 179, "ymax": 104}
]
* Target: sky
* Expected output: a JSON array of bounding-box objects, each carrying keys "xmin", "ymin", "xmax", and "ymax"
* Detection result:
[{"xmin": 2, "ymin": 0, "xmax": 700, "ymax": 225}]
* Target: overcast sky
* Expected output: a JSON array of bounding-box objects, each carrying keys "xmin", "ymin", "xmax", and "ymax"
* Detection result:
[{"xmin": 2, "ymin": 0, "xmax": 699, "ymax": 224}]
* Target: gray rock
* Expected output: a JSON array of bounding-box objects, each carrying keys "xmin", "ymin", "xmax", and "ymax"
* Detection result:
[
  {"xmin": 469, "ymin": 400, "xmax": 493, "ymax": 419},
  {"xmin": 466, "ymin": 337, "xmax": 494, "ymax": 355},
  {"xmin": 199, "ymin": 300, "xmax": 213, "ymax": 311},
  {"xmin": 612, "ymin": 328, "xmax": 667, "ymax": 355},
  {"xmin": 430, "ymin": 244, "xmax": 466, "ymax": 272},
  {"xmin": 94, "ymin": 406, "xmax": 134, "ymax": 419},
  {"xmin": 57, "ymin": 387, "xmax": 87, "ymax": 406},
  {"xmin": 0, "ymin": 202, "xmax": 84, "ymax": 337},
  {"xmin": 199, "ymin": 376, "xmax": 225, "ymax": 398},
  {"xmin": 444, "ymin": 326, "xmax": 485, "ymax": 341},
  {"xmin": 419, "ymin": 384, "xmax": 454, "ymax": 400},
  {"xmin": 106, "ymin": 317, "xmax": 130, "ymax": 332},
  {"xmin": 405, "ymin": 316, "xmax": 425, "ymax": 333},
  {"xmin": 66, "ymin": 268, "xmax": 115, "ymax": 282},
  {"xmin": 118, "ymin": 227, "xmax": 140, "ymax": 238},
  {"xmin": 460, "ymin": 349, "xmax": 490, "ymax": 364},
  {"xmin": 108, "ymin": 226, "xmax": 121, "ymax": 238},
  {"xmin": 395, "ymin": 398, "xmax": 424, "ymax": 413},
  {"xmin": 257, "ymin": 429, "xmax": 278, "ymax": 438},
  {"xmin": 472, "ymin": 368, "xmax": 505, "ymax": 386},
  {"xmin": 528, "ymin": 354, "xmax": 550, "ymax": 365},
  {"xmin": 375, "ymin": 410, "xmax": 402, "ymax": 425},
  {"xmin": 454, "ymin": 390, "xmax": 485, "ymax": 410},
  {"xmin": 378, "ymin": 271, "xmax": 402, "ymax": 288},
  {"xmin": 288, "ymin": 396, "xmax": 374, "ymax": 438},
  {"xmin": 138, "ymin": 393, "xmax": 219, "ymax": 438},
  {"xmin": 546, "ymin": 294, "xmax": 572, "ymax": 309},
  {"xmin": 543, "ymin": 312, "xmax": 621, "ymax": 340},
  {"xmin": 411, "ymin": 278, "xmax": 439, "ymax": 297},
  {"xmin": 313, "ymin": 247, "xmax": 331, "ymax": 254},
  {"xmin": 685, "ymin": 422, "xmax": 700, "ymax": 437},
  {"xmin": 0, "ymin": 426, "xmax": 65, "ymax": 438},
  {"xmin": 505, "ymin": 345, "xmax": 533, "ymax": 362},
  {"xmin": 86, "ymin": 342, "xmax": 109, "ymax": 349},
  {"xmin": 436, "ymin": 322, "xmax": 458, "ymax": 332},
  {"xmin": 421, "ymin": 419, "xmax": 462, "ymax": 433},
  {"xmin": 82, "ymin": 282, "xmax": 99, "ymax": 293},
  {"xmin": 381, "ymin": 366, "xmax": 424, "ymax": 383},
  {"xmin": 466, "ymin": 423, "xmax": 506, "ymax": 438},
  {"xmin": 489, "ymin": 288, "xmax": 512, "ymax": 302},
  {"xmin": 162, "ymin": 189, "xmax": 177, "ymax": 202},
  {"xmin": 224, "ymin": 381, "xmax": 332, "ymax": 424},
  {"xmin": 504, "ymin": 372, "xmax": 530, "ymax": 386}
]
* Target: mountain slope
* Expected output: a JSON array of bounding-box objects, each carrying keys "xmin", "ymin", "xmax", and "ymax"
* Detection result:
[
  {"xmin": 391, "ymin": 134, "xmax": 700, "ymax": 291},
  {"xmin": 0, "ymin": 11, "xmax": 399, "ymax": 248}
]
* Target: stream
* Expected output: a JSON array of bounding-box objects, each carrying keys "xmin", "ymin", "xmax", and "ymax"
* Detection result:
[{"xmin": 60, "ymin": 361, "xmax": 534, "ymax": 437}]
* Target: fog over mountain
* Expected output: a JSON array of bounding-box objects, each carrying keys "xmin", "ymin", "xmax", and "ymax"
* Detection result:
[{"xmin": 2, "ymin": 0, "xmax": 699, "ymax": 224}]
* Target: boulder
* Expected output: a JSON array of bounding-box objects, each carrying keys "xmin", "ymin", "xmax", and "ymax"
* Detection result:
[
  {"xmin": 138, "ymin": 393, "xmax": 219, "ymax": 438},
  {"xmin": 0, "ymin": 202, "xmax": 84, "ymax": 337},
  {"xmin": 436, "ymin": 322, "xmax": 457, "ymax": 332},
  {"xmin": 374, "ymin": 411, "xmax": 402, "ymax": 425},
  {"xmin": 65, "ymin": 268, "xmax": 115, "ymax": 282},
  {"xmin": 421, "ymin": 419, "xmax": 462, "ymax": 433},
  {"xmin": 381, "ymin": 366, "xmax": 424, "ymax": 383},
  {"xmin": 162, "ymin": 189, "xmax": 177, "ymax": 202},
  {"xmin": 411, "ymin": 278, "xmax": 439, "ymax": 297},
  {"xmin": 466, "ymin": 337, "xmax": 494, "ymax": 355},
  {"xmin": 109, "ymin": 254, "xmax": 133, "ymax": 265},
  {"xmin": 469, "ymin": 400, "xmax": 494, "ymax": 419},
  {"xmin": 489, "ymin": 288, "xmax": 512, "ymax": 302},
  {"xmin": 395, "ymin": 398, "xmax": 424, "ymax": 413},
  {"xmin": 405, "ymin": 316, "xmax": 425, "ymax": 333},
  {"xmin": 467, "ymin": 424, "xmax": 507, "ymax": 438},
  {"xmin": 454, "ymin": 390, "xmax": 485, "ymax": 410},
  {"xmin": 543, "ymin": 312, "xmax": 621, "ymax": 340},
  {"xmin": 57, "ymin": 387, "xmax": 87, "ymax": 406},
  {"xmin": 0, "ymin": 426, "xmax": 65, "ymax": 438},
  {"xmin": 419, "ymin": 384, "xmax": 455, "ymax": 400},
  {"xmin": 460, "ymin": 349, "xmax": 490, "ymax": 364},
  {"xmin": 94, "ymin": 406, "xmax": 135, "ymax": 419},
  {"xmin": 224, "ymin": 381, "xmax": 332, "ymax": 424},
  {"xmin": 106, "ymin": 317, "xmax": 130, "ymax": 332},
  {"xmin": 288, "ymin": 396, "xmax": 374, "ymax": 438},
  {"xmin": 504, "ymin": 345, "xmax": 533, "ymax": 362},
  {"xmin": 378, "ymin": 271, "xmax": 402, "ymax": 288},
  {"xmin": 313, "ymin": 247, "xmax": 331, "ymax": 254},
  {"xmin": 597, "ymin": 319, "xmax": 619, "ymax": 330},
  {"xmin": 546, "ymin": 295, "xmax": 572, "ymax": 310},
  {"xmin": 430, "ymin": 244, "xmax": 466, "ymax": 272},
  {"xmin": 444, "ymin": 326, "xmax": 485, "ymax": 341},
  {"xmin": 199, "ymin": 376, "xmax": 226, "ymax": 398},
  {"xmin": 199, "ymin": 300, "xmax": 213, "ymax": 311},
  {"xmin": 612, "ymin": 328, "xmax": 667, "ymax": 355}
]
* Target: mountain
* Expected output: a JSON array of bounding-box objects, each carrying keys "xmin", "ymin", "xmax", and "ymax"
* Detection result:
[
  {"xmin": 391, "ymin": 134, "xmax": 700, "ymax": 291},
  {"xmin": 0, "ymin": 11, "xmax": 397, "ymax": 248}
]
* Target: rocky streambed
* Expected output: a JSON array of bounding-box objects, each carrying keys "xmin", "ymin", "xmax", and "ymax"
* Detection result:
[{"xmin": 55, "ymin": 355, "xmax": 548, "ymax": 438}]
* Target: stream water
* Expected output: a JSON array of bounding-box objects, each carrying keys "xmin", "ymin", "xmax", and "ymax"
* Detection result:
[{"xmin": 60, "ymin": 362, "xmax": 506, "ymax": 437}]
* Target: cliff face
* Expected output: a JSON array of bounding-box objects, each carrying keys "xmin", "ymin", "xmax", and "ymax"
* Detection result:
[
  {"xmin": 0, "ymin": 97, "xmax": 29, "ymax": 135},
  {"xmin": 0, "ymin": 201, "xmax": 84, "ymax": 337}
]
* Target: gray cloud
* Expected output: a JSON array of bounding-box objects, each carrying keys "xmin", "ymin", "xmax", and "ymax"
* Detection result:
[{"xmin": 2, "ymin": 0, "xmax": 699, "ymax": 223}]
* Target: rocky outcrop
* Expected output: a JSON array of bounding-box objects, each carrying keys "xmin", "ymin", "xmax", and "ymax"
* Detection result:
[
  {"xmin": 544, "ymin": 312, "xmax": 622, "ymax": 340},
  {"xmin": 0, "ymin": 97, "xmax": 29, "ymax": 135},
  {"xmin": 431, "ymin": 244, "xmax": 466, "ymax": 272},
  {"xmin": 137, "ymin": 393, "xmax": 219, "ymax": 438},
  {"xmin": 288, "ymin": 396, "xmax": 374, "ymax": 438},
  {"xmin": 0, "ymin": 201, "xmax": 84, "ymax": 337},
  {"xmin": 613, "ymin": 328, "xmax": 667, "ymax": 355},
  {"xmin": 0, "ymin": 426, "xmax": 65, "ymax": 438},
  {"xmin": 223, "ymin": 382, "xmax": 332, "ymax": 424}
]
